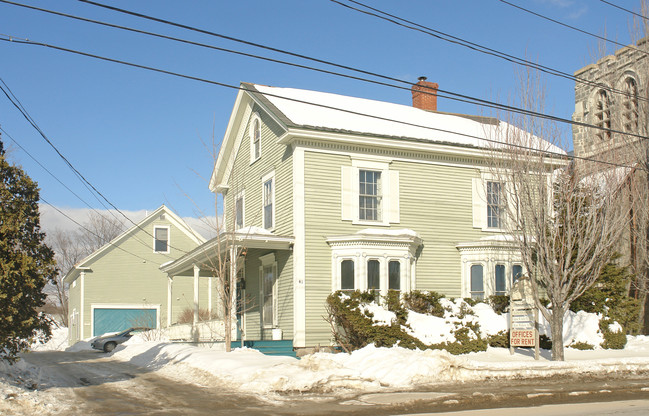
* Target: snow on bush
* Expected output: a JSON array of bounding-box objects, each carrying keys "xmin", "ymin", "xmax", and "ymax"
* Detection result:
[{"xmin": 340, "ymin": 291, "xmax": 620, "ymax": 350}]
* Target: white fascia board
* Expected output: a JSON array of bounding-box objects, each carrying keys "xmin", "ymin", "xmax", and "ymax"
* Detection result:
[
  {"xmin": 280, "ymin": 129, "xmax": 494, "ymax": 159},
  {"xmin": 68, "ymin": 205, "xmax": 203, "ymax": 272},
  {"xmin": 325, "ymin": 233, "xmax": 422, "ymax": 247},
  {"xmin": 209, "ymin": 86, "xmax": 291, "ymax": 193},
  {"xmin": 280, "ymin": 129, "xmax": 569, "ymax": 168},
  {"xmin": 209, "ymin": 89, "xmax": 249, "ymax": 192},
  {"xmin": 158, "ymin": 205, "xmax": 206, "ymax": 245}
]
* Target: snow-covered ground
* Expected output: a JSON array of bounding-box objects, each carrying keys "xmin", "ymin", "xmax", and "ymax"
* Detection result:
[{"xmin": 3, "ymin": 303, "xmax": 649, "ymax": 413}]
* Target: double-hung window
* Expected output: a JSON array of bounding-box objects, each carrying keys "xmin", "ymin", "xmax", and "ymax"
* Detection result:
[
  {"xmin": 486, "ymin": 181, "xmax": 504, "ymax": 229},
  {"xmin": 153, "ymin": 226, "xmax": 169, "ymax": 253},
  {"xmin": 359, "ymin": 170, "xmax": 381, "ymax": 221},
  {"xmin": 262, "ymin": 172, "xmax": 274, "ymax": 230},
  {"xmin": 341, "ymin": 158, "xmax": 399, "ymax": 225}
]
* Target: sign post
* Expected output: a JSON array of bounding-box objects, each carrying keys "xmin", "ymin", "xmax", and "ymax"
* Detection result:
[{"xmin": 509, "ymin": 277, "xmax": 540, "ymax": 360}]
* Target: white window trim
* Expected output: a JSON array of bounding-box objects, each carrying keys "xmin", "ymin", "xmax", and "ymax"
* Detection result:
[
  {"xmin": 472, "ymin": 172, "xmax": 510, "ymax": 232},
  {"xmin": 328, "ymin": 232, "xmax": 419, "ymax": 297},
  {"xmin": 335, "ymin": 257, "xmax": 357, "ymax": 292},
  {"xmin": 259, "ymin": 253, "xmax": 278, "ymax": 328},
  {"xmin": 261, "ymin": 171, "xmax": 275, "ymax": 231},
  {"xmin": 341, "ymin": 158, "xmax": 399, "ymax": 226},
  {"xmin": 457, "ymin": 241, "xmax": 523, "ymax": 298},
  {"xmin": 153, "ymin": 225, "xmax": 170, "ymax": 254},
  {"xmin": 249, "ymin": 113, "xmax": 262, "ymax": 164},
  {"xmin": 235, "ymin": 189, "xmax": 245, "ymax": 230}
]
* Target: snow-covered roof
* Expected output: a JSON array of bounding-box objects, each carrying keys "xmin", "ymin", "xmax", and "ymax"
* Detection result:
[{"xmin": 251, "ymin": 84, "xmax": 565, "ymax": 154}]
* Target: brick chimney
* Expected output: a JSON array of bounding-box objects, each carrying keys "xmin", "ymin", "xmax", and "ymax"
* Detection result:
[{"xmin": 411, "ymin": 76, "xmax": 438, "ymax": 111}]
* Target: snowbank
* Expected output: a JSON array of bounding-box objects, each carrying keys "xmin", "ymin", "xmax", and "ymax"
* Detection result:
[
  {"xmin": 30, "ymin": 326, "xmax": 68, "ymax": 352},
  {"xmin": 108, "ymin": 337, "xmax": 649, "ymax": 395}
]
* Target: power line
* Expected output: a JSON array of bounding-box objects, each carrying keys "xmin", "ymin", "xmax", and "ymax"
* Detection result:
[
  {"xmin": 3, "ymin": 1, "xmax": 643, "ymax": 144},
  {"xmin": 0, "ymin": 125, "xmax": 97, "ymax": 211},
  {"xmin": 39, "ymin": 196, "xmax": 161, "ymax": 265},
  {"xmin": 0, "ymin": 75, "xmax": 189, "ymax": 257},
  {"xmin": 599, "ymin": 0, "xmax": 649, "ymax": 23},
  {"xmin": 332, "ymin": 0, "xmax": 647, "ymax": 105},
  {"xmin": 0, "ymin": 34, "xmax": 642, "ymax": 173},
  {"xmin": 0, "ymin": 124, "xmax": 178, "ymax": 262},
  {"xmin": 499, "ymin": 0, "xmax": 647, "ymax": 55}
]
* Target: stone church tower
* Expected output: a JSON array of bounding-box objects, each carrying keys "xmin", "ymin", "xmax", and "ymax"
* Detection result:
[{"xmin": 572, "ymin": 36, "xmax": 649, "ymax": 332}]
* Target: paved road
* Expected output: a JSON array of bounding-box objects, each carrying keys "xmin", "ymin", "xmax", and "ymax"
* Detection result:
[{"xmin": 14, "ymin": 351, "xmax": 649, "ymax": 415}]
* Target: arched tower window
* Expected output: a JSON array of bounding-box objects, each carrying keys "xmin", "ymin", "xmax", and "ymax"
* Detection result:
[
  {"xmin": 622, "ymin": 78, "xmax": 639, "ymax": 133},
  {"xmin": 595, "ymin": 89, "xmax": 611, "ymax": 141}
]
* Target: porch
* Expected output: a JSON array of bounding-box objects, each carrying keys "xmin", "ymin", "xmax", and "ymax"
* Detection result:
[{"xmin": 159, "ymin": 228, "xmax": 295, "ymax": 348}]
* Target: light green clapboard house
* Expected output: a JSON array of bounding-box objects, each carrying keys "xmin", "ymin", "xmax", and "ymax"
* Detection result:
[
  {"xmin": 161, "ymin": 79, "xmax": 563, "ymax": 351},
  {"xmin": 65, "ymin": 205, "xmax": 205, "ymax": 344}
]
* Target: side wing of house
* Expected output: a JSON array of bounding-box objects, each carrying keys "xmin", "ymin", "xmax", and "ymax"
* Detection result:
[{"xmin": 66, "ymin": 207, "xmax": 203, "ymax": 344}]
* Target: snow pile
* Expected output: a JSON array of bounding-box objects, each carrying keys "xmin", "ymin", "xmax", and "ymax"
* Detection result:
[
  {"xmin": 539, "ymin": 309, "xmax": 606, "ymax": 347},
  {"xmin": 0, "ymin": 358, "xmax": 68, "ymax": 415},
  {"xmin": 30, "ymin": 325, "xmax": 69, "ymax": 352},
  {"xmin": 108, "ymin": 337, "xmax": 649, "ymax": 395}
]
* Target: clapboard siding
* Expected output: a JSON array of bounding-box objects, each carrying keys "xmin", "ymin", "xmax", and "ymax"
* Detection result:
[
  {"xmin": 224, "ymin": 104, "xmax": 294, "ymax": 340},
  {"xmin": 302, "ymin": 150, "xmax": 502, "ymax": 346},
  {"xmin": 224, "ymin": 104, "xmax": 293, "ymax": 237}
]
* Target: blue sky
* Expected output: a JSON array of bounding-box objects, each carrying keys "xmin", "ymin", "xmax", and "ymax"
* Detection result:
[{"xmin": 0, "ymin": 0, "xmax": 643, "ymax": 224}]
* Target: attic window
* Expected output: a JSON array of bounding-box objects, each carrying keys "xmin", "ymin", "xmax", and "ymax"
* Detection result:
[
  {"xmin": 250, "ymin": 115, "xmax": 262, "ymax": 163},
  {"xmin": 154, "ymin": 226, "xmax": 169, "ymax": 253}
]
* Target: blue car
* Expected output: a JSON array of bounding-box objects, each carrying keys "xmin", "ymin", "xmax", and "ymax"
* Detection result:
[{"xmin": 90, "ymin": 327, "xmax": 152, "ymax": 352}]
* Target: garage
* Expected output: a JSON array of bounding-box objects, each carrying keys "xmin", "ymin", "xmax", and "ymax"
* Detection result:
[{"xmin": 92, "ymin": 307, "xmax": 157, "ymax": 337}]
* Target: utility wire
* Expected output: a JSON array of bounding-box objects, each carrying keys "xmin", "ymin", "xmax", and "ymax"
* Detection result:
[
  {"xmin": 332, "ymin": 0, "xmax": 645, "ymax": 105},
  {"xmin": 499, "ymin": 0, "xmax": 646, "ymax": 55},
  {"xmin": 0, "ymin": 77, "xmax": 117, "ymax": 213},
  {"xmin": 0, "ymin": 75, "xmax": 188, "ymax": 257},
  {"xmin": 0, "ymin": 125, "xmax": 97, "ymax": 211},
  {"xmin": 599, "ymin": 0, "xmax": 649, "ymax": 23},
  {"xmin": 39, "ymin": 196, "xmax": 161, "ymax": 265},
  {"xmin": 0, "ymin": 124, "xmax": 178, "ymax": 262},
  {"xmin": 0, "ymin": 34, "xmax": 642, "ymax": 173},
  {"xmin": 1, "ymin": 1, "xmax": 642, "ymax": 143},
  {"xmin": 329, "ymin": 0, "xmax": 636, "ymax": 101}
]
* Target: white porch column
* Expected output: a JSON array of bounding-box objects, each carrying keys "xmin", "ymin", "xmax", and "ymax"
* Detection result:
[
  {"xmin": 80, "ymin": 271, "xmax": 85, "ymax": 340},
  {"xmin": 229, "ymin": 245, "xmax": 237, "ymax": 335},
  {"xmin": 208, "ymin": 275, "xmax": 213, "ymax": 319},
  {"xmin": 167, "ymin": 275, "xmax": 173, "ymax": 327},
  {"xmin": 193, "ymin": 264, "xmax": 200, "ymax": 325}
]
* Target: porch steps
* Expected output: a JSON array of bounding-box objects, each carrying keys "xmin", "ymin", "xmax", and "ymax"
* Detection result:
[{"xmin": 230, "ymin": 339, "xmax": 297, "ymax": 358}]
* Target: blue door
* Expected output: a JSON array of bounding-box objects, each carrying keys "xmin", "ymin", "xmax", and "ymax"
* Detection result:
[{"xmin": 93, "ymin": 308, "xmax": 156, "ymax": 336}]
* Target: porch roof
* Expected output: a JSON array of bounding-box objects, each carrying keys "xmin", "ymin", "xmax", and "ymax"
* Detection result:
[{"xmin": 160, "ymin": 229, "xmax": 294, "ymax": 276}]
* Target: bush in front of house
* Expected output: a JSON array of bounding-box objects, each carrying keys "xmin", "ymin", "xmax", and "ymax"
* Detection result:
[
  {"xmin": 326, "ymin": 290, "xmax": 492, "ymax": 355},
  {"xmin": 570, "ymin": 257, "xmax": 640, "ymax": 336}
]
